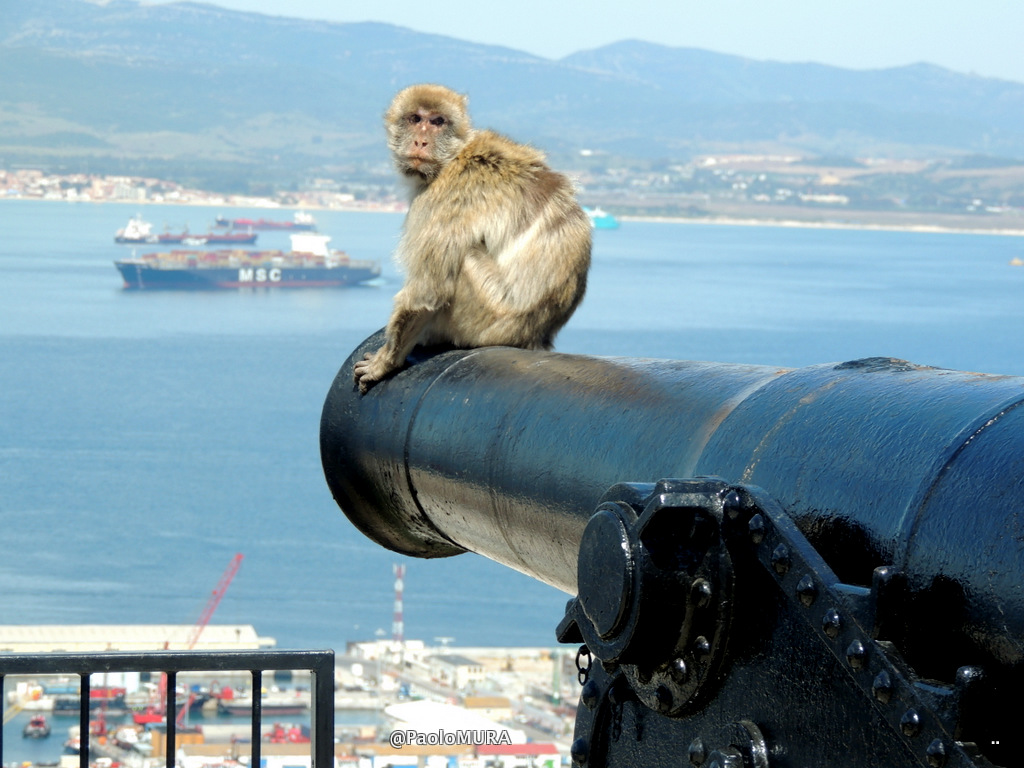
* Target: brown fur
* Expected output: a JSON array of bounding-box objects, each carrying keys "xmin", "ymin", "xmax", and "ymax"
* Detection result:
[{"xmin": 354, "ymin": 84, "xmax": 592, "ymax": 393}]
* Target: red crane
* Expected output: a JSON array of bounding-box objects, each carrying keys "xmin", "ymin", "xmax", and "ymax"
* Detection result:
[
  {"xmin": 135, "ymin": 554, "xmax": 245, "ymax": 728},
  {"xmin": 186, "ymin": 553, "xmax": 244, "ymax": 649}
]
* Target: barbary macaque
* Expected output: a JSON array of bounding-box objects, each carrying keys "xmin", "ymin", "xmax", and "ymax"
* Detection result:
[{"xmin": 353, "ymin": 83, "xmax": 592, "ymax": 393}]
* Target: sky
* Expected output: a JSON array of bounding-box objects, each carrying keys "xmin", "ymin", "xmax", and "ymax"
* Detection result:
[{"xmin": 148, "ymin": 0, "xmax": 1024, "ymax": 84}]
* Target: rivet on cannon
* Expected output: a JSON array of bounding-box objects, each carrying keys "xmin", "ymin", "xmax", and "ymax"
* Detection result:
[
  {"xmin": 845, "ymin": 639, "xmax": 866, "ymax": 669},
  {"xmin": 796, "ymin": 574, "xmax": 817, "ymax": 607},
  {"xmin": 900, "ymin": 708, "xmax": 921, "ymax": 738},
  {"xmin": 688, "ymin": 736, "xmax": 707, "ymax": 766},
  {"xmin": 770, "ymin": 543, "xmax": 790, "ymax": 575},
  {"xmin": 747, "ymin": 513, "xmax": 766, "ymax": 544},
  {"xmin": 570, "ymin": 737, "xmax": 589, "ymax": 766},
  {"xmin": 822, "ymin": 607, "xmax": 842, "ymax": 639},
  {"xmin": 872, "ymin": 670, "xmax": 893, "ymax": 703},
  {"xmin": 926, "ymin": 738, "xmax": 947, "ymax": 767}
]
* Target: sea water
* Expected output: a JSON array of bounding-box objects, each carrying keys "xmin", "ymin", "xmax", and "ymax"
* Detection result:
[{"xmin": 1, "ymin": 199, "xmax": 1023, "ymax": 661}]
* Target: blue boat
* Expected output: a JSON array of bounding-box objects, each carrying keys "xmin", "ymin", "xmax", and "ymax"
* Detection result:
[{"xmin": 584, "ymin": 207, "xmax": 619, "ymax": 229}]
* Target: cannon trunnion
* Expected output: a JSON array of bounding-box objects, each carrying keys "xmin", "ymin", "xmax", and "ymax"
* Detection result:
[{"xmin": 321, "ymin": 333, "xmax": 1024, "ymax": 767}]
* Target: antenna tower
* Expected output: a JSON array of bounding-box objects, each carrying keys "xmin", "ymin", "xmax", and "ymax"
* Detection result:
[{"xmin": 392, "ymin": 563, "xmax": 405, "ymax": 644}]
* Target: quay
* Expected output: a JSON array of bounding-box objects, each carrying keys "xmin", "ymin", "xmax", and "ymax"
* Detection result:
[{"xmin": 1, "ymin": 626, "xmax": 576, "ymax": 768}]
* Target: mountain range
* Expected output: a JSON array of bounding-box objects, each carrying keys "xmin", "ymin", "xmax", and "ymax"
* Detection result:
[{"xmin": 3, "ymin": 0, "xmax": 1024, "ymax": 189}]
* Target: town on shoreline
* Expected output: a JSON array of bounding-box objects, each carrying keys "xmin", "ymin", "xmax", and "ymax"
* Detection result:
[{"xmin": 4, "ymin": 165, "xmax": 1024, "ymax": 238}]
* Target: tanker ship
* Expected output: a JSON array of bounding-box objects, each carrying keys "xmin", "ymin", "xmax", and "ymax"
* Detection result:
[{"xmin": 114, "ymin": 233, "xmax": 381, "ymax": 290}]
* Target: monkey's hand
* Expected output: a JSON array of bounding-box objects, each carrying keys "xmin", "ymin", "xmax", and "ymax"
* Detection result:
[{"xmin": 353, "ymin": 349, "xmax": 393, "ymax": 394}]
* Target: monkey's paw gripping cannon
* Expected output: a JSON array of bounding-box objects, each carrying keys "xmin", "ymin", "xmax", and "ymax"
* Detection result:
[{"xmin": 322, "ymin": 333, "xmax": 1024, "ymax": 768}]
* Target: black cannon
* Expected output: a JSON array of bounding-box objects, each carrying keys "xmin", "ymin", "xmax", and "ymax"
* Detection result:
[{"xmin": 321, "ymin": 331, "xmax": 1024, "ymax": 768}]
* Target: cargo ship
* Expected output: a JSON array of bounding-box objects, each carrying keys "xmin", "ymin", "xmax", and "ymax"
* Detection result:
[
  {"xmin": 215, "ymin": 211, "xmax": 317, "ymax": 231},
  {"xmin": 114, "ymin": 216, "xmax": 258, "ymax": 245},
  {"xmin": 114, "ymin": 233, "xmax": 381, "ymax": 290}
]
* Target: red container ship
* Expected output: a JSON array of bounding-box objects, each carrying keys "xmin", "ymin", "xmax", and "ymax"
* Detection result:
[{"xmin": 215, "ymin": 211, "xmax": 317, "ymax": 231}]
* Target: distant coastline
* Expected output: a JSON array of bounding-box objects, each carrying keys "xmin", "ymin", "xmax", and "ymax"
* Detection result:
[
  {"xmin": 622, "ymin": 213, "xmax": 1024, "ymax": 238},
  {"xmin": 5, "ymin": 193, "xmax": 1024, "ymax": 239}
]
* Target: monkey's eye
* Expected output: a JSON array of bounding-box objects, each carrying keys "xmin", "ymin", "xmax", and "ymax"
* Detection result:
[
  {"xmin": 430, "ymin": 117, "xmax": 446, "ymax": 127},
  {"xmin": 408, "ymin": 114, "xmax": 422, "ymax": 124}
]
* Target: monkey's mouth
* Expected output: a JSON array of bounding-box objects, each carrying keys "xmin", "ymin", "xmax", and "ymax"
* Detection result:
[{"xmin": 405, "ymin": 156, "xmax": 435, "ymax": 172}]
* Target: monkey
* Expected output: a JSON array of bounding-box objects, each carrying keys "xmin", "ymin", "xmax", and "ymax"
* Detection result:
[{"xmin": 353, "ymin": 83, "xmax": 592, "ymax": 393}]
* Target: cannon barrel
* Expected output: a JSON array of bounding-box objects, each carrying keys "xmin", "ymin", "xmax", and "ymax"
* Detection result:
[{"xmin": 321, "ymin": 331, "xmax": 1024, "ymax": 767}]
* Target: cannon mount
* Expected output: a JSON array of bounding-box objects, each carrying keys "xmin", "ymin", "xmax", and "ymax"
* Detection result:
[{"xmin": 560, "ymin": 478, "xmax": 995, "ymax": 768}]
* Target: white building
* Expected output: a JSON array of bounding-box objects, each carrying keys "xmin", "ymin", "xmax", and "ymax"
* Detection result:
[
  {"xmin": 0, "ymin": 624, "xmax": 274, "ymax": 652},
  {"xmin": 427, "ymin": 654, "xmax": 485, "ymax": 690}
]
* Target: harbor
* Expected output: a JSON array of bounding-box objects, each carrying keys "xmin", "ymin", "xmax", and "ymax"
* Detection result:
[{"xmin": 1, "ymin": 629, "xmax": 577, "ymax": 768}]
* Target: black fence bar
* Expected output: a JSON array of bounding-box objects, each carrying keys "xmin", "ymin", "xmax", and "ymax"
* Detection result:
[
  {"xmin": 252, "ymin": 669, "xmax": 263, "ymax": 768},
  {"xmin": 78, "ymin": 672, "xmax": 90, "ymax": 768},
  {"xmin": 0, "ymin": 649, "xmax": 335, "ymax": 768},
  {"xmin": 165, "ymin": 669, "xmax": 178, "ymax": 768}
]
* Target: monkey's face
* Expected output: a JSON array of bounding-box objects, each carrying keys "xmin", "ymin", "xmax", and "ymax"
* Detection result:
[
  {"xmin": 402, "ymin": 108, "xmax": 448, "ymax": 169},
  {"xmin": 385, "ymin": 85, "xmax": 471, "ymax": 185}
]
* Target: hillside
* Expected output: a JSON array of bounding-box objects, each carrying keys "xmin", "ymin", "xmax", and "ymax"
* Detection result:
[{"xmin": 3, "ymin": 0, "xmax": 1024, "ymax": 193}]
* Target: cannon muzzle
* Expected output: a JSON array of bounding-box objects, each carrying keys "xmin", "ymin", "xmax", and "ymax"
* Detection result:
[{"xmin": 321, "ymin": 331, "xmax": 1024, "ymax": 767}]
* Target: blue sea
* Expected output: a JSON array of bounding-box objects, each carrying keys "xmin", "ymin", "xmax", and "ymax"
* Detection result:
[{"xmin": 1, "ymin": 199, "xmax": 1023, "ymax": 660}]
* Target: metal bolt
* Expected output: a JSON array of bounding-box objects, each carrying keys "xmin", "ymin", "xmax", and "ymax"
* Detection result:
[
  {"xmin": 693, "ymin": 635, "xmax": 711, "ymax": 659},
  {"xmin": 570, "ymin": 737, "xmax": 589, "ymax": 766},
  {"xmin": 670, "ymin": 657, "xmax": 689, "ymax": 682},
  {"xmin": 955, "ymin": 665, "xmax": 984, "ymax": 690},
  {"xmin": 722, "ymin": 489, "xmax": 743, "ymax": 519},
  {"xmin": 926, "ymin": 739, "xmax": 947, "ymax": 767},
  {"xmin": 771, "ymin": 543, "xmax": 790, "ymax": 575},
  {"xmin": 688, "ymin": 737, "xmax": 707, "ymax": 766},
  {"xmin": 822, "ymin": 607, "xmax": 841, "ymax": 638},
  {"xmin": 872, "ymin": 670, "xmax": 893, "ymax": 703},
  {"xmin": 692, "ymin": 578, "xmax": 713, "ymax": 608},
  {"xmin": 796, "ymin": 574, "xmax": 817, "ymax": 606},
  {"xmin": 900, "ymin": 708, "xmax": 921, "ymax": 737},
  {"xmin": 581, "ymin": 679, "xmax": 600, "ymax": 709},
  {"xmin": 845, "ymin": 639, "xmax": 866, "ymax": 669},
  {"xmin": 748, "ymin": 513, "xmax": 766, "ymax": 544}
]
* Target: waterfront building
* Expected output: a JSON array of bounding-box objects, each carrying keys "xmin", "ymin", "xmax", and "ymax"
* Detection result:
[{"xmin": 0, "ymin": 624, "xmax": 273, "ymax": 653}]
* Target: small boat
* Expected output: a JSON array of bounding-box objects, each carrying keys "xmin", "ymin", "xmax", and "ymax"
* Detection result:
[
  {"xmin": 23, "ymin": 714, "xmax": 51, "ymax": 738},
  {"xmin": 265, "ymin": 723, "xmax": 310, "ymax": 743},
  {"xmin": 132, "ymin": 706, "xmax": 164, "ymax": 725},
  {"xmin": 114, "ymin": 215, "xmax": 158, "ymax": 244},
  {"xmin": 218, "ymin": 696, "xmax": 309, "ymax": 716},
  {"xmin": 52, "ymin": 687, "xmax": 128, "ymax": 716},
  {"xmin": 584, "ymin": 206, "xmax": 619, "ymax": 229},
  {"xmin": 113, "ymin": 724, "xmax": 153, "ymax": 754}
]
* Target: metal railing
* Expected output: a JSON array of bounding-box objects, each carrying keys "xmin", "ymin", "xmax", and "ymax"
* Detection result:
[{"xmin": 0, "ymin": 649, "xmax": 335, "ymax": 768}]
